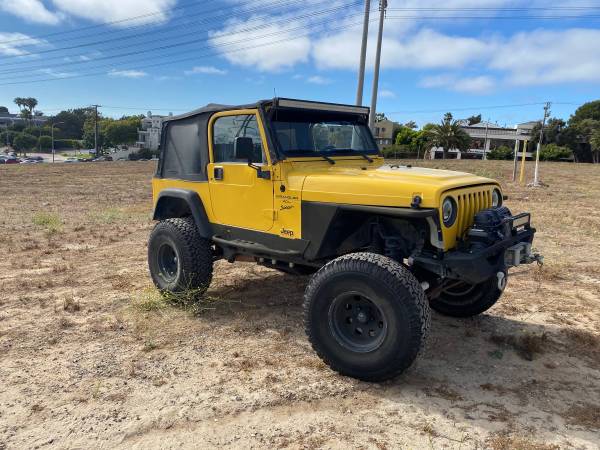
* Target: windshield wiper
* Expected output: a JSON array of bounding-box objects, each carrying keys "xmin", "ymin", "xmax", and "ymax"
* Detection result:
[
  {"xmin": 356, "ymin": 152, "xmax": 374, "ymax": 163},
  {"xmin": 320, "ymin": 154, "xmax": 336, "ymax": 165}
]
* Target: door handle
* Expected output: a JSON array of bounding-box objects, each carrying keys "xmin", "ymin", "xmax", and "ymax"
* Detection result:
[{"xmin": 214, "ymin": 166, "xmax": 224, "ymax": 181}]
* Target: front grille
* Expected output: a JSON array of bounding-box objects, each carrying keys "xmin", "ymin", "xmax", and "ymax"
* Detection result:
[{"xmin": 455, "ymin": 188, "xmax": 493, "ymax": 239}]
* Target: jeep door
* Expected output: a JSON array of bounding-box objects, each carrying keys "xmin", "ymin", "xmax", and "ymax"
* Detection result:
[{"xmin": 207, "ymin": 110, "xmax": 274, "ymax": 231}]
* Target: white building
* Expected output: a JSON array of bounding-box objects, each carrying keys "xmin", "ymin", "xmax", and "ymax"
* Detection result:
[
  {"xmin": 0, "ymin": 111, "xmax": 48, "ymax": 130},
  {"xmin": 430, "ymin": 120, "xmax": 537, "ymax": 159},
  {"xmin": 136, "ymin": 111, "xmax": 172, "ymax": 151}
]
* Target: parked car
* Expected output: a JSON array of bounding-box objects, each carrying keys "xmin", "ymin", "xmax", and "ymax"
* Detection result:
[
  {"xmin": 64, "ymin": 157, "xmax": 80, "ymax": 163},
  {"xmin": 4, "ymin": 157, "xmax": 20, "ymax": 164},
  {"xmin": 92, "ymin": 156, "xmax": 113, "ymax": 162}
]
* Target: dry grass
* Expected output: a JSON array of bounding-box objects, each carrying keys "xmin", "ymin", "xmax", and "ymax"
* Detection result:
[{"xmin": 1, "ymin": 160, "xmax": 600, "ymax": 449}]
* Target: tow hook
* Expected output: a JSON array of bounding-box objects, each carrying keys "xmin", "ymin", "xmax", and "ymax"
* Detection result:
[{"xmin": 497, "ymin": 272, "xmax": 507, "ymax": 291}]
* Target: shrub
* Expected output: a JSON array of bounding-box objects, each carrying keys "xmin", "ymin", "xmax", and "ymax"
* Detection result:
[
  {"xmin": 13, "ymin": 133, "xmax": 38, "ymax": 152},
  {"xmin": 0, "ymin": 130, "xmax": 18, "ymax": 146},
  {"xmin": 381, "ymin": 145, "xmax": 418, "ymax": 159},
  {"xmin": 540, "ymin": 144, "xmax": 572, "ymax": 161},
  {"xmin": 488, "ymin": 145, "xmax": 513, "ymax": 160},
  {"xmin": 53, "ymin": 139, "xmax": 82, "ymax": 150},
  {"xmin": 128, "ymin": 148, "xmax": 157, "ymax": 160},
  {"xmin": 38, "ymin": 135, "xmax": 52, "ymax": 152}
]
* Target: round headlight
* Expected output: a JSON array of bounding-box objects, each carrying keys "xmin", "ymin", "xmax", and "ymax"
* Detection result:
[
  {"xmin": 492, "ymin": 189, "xmax": 502, "ymax": 207},
  {"xmin": 442, "ymin": 197, "xmax": 456, "ymax": 227}
]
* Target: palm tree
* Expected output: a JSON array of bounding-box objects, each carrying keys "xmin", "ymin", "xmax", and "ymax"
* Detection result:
[{"xmin": 426, "ymin": 113, "xmax": 472, "ymax": 159}]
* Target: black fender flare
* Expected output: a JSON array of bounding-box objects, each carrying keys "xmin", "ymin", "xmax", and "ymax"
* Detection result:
[{"xmin": 153, "ymin": 188, "xmax": 212, "ymax": 238}]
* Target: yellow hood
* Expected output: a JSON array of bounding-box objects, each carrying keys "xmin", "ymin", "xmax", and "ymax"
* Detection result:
[{"xmin": 290, "ymin": 160, "xmax": 498, "ymax": 208}]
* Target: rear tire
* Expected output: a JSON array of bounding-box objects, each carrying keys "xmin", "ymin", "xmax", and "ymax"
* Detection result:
[
  {"xmin": 303, "ymin": 252, "xmax": 430, "ymax": 382},
  {"xmin": 148, "ymin": 217, "xmax": 213, "ymax": 299},
  {"xmin": 429, "ymin": 275, "xmax": 504, "ymax": 318}
]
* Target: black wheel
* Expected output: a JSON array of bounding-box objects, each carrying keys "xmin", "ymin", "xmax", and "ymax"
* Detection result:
[
  {"xmin": 429, "ymin": 275, "xmax": 505, "ymax": 318},
  {"xmin": 303, "ymin": 252, "xmax": 430, "ymax": 382},
  {"xmin": 148, "ymin": 217, "xmax": 213, "ymax": 298}
]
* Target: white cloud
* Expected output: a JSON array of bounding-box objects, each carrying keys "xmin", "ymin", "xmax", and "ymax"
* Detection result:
[
  {"xmin": 51, "ymin": 0, "xmax": 176, "ymax": 25},
  {"xmin": 39, "ymin": 68, "xmax": 77, "ymax": 78},
  {"xmin": 489, "ymin": 28, "xmax": 600, "ymax": 85},
  {"xmin": 0, "ymin": 32, "xmax": 46, "ymax": 57},
  {"xmin": 108, "ymin": 69, "xmax": 147, "ymax": 78},
  {"xmin": 379, "ymin": 89, "xmax": 396, "ymax": 99},
  {"xmin": 184, "ymin": 66, "xmax": 227, "ymax": 76},
  {"xmin": 0, "ymin": 0, "xmax": 61, "ymax": 25},
  {"xmin": 420, "ymin": 74, "xmax": 495, "ymax": 94},
  {"xmin": 209, "ymin": 16, "xmax": 311, "ymax": 72},
  {"xmin": 306, "ymin": 75, "xmax": 331, "ymax": 85},
  {"xmin": 313, "ymin": 29, "xmax": 489, "ymax": 71}
]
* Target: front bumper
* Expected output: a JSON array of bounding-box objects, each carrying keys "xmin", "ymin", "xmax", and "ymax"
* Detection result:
[{"xmin": 412, "ymin": 213, "xmax": 540, "ymax": 285}]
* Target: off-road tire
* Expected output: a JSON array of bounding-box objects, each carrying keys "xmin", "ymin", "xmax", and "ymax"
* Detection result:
[
  {"xmin": 148, "ymin": 217, "xmax": 213, "ymax": 298},
  {"xmin": 303, "ymin": 252, "xmax": 430, "ymax": 382},
  {"xmin": 429, "ymin": 276, "xmax": 504, "ymax": 318}
]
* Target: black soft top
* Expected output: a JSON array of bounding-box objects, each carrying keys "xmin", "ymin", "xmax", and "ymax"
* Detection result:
[{"xmin": 157, "ymin": 98, "xmax": 371, "ymax": 182}]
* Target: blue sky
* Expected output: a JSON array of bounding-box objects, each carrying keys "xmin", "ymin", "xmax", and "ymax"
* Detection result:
[{"xmin": 0, "ymin": 0, "xmax": 599, "ymax": 126}]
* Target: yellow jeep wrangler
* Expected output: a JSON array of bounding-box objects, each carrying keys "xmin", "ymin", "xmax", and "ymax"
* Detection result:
[{"xmin": 149, "ymin": 98, "xmax": 541, "ymax": 381}]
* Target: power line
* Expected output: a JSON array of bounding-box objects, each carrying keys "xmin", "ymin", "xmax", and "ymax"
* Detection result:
[
  {"xmin": 386, "ymin": 14, "xmax": 600, "ymax": 19},
  {"xmin": 0, "ymin": 0, "xmax": 218, "ymax": 45},
  {"xmin": 0, "ymin": 2, "xmax": 364, "ymax": 75},
  {"xmin": 0, "ymin": 0, "xmax": 317, "ymax": 61},
  {"xmin": 0, "ymin": 18, "xmax": 373, "ymax": 86},
  {"xmin": 0, "ymin": 11, "xmax": 367, "ymax": 82}
]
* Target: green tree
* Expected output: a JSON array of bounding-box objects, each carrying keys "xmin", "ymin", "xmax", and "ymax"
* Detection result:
[
  {"xmin": 104, "ymin": 117, "xmax": 141, "ymax": 146},
  {"xmin": 589, "ymin": 128, "xmax": 600, "ymax": 164},
  {"xmin": 488, "ymin": 145, "xmax": 513, "ymax": 160},
  {"xmin": 53, "ymin": 108, "xmax": 90, "ymax": 139},
  {"xmin": 403, "ymin": 120, "xmax": 418, "ymax": 129},
  {"xmin": 540, "ymin": 144, "xmax": 572, "ymax": 161},
  {"xmin": 0, "ymin": 106, "xmax": 8, "ymax": 114},
  {"xmin": 425, "ymin": 113, "xmax": 472, "ymax": 159},
  {"xmin": 375, "ymin": 112, "xmax": 387, "ymax": 122},
  {"xmin": 569, "ymin": 100, "xmax": 600, "ymax": 125},
  {"xmin": 467, "ymin": 114, "xmax": 482, "ymax": 125},
  {"xmin": 13, "ymin": 132, "xmax": 38, "ymax": 155},
  {"xmin": 13, "ymin": 97, "xmax": 38, "ymax": 122},
  {"xmin": 38, "ymin": 135, "xmax": 53, "ymax": 152},
  {"xmin": 0, "ymin": 130, "xmax": 18, "ymax": 146}
]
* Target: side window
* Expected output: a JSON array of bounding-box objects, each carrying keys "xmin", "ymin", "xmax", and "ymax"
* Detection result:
[{"xmin": 213, "ymin": 114, "xmax": 266, "ymax": 163}]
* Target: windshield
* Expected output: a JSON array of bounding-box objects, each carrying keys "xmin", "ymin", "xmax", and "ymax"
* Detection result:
[{"xmin": 270, "ymin": 112, "xmax": 379, "ymax": 157}]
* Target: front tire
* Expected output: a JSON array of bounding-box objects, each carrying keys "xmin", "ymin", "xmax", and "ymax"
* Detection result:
[
  {"xmin": 303, "ymin": 253, "xmax": 430, "ymax": 382},
  {"xmin": 429, "ymin": 275, "xmax": 504, "ymax": 318},
  {"xmin": 148, "ymin": 217, "xmax": 213, "ymax": 298}
]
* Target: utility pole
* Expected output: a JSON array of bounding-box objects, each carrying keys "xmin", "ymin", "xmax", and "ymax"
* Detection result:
[
  {"xmin": 369, "ymin": 0, "xmax": 387, "ymax": 130},
  {"xmin": 531, "ymin": 102, "xmax": 551, "ymax": 187},
  {"xmin": 91, "ymin": 104, "xmax": 100, "ymax": 156},
  {"xmin": 356, "ymin": 0, "xmax": 371, "ymax": 106}
]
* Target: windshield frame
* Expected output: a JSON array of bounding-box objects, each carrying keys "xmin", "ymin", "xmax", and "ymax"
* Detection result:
[{"xmin": 263, "ymin": 107, "xmax": 381, "ymax": 159}]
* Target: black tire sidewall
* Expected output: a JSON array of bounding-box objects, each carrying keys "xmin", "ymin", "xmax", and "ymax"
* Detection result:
[
  {"xmin": 310, "ymin": 271, "xmax": 415, "ymax": 373},
  {"xmin": 148, "ymin": 227, "xmax": 184, "ymax": 291}
]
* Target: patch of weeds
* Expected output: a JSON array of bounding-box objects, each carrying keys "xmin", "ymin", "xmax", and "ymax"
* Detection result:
[
  {"xmin": 132, "ymin": 287, "xmax": 168, "ymax": 312},
  {"xmin": 32, "ymin": 212, "xmax": 62, "ymax": 233},
  {"xmin": 91, "ymin": 208, "xmax": 125, "ymax": 224},
  {"xmin": 489, "ymin": 331, "xmax": 549, "ymax": 361},
  {"xmin": 142, "ymin": 339, "xmax": 159, "ymax": 352},
  {"xmin": 63, "ymin": 294, "xmax": 80, "ymax": 313},
  {"xmin": 424, "ymin": 385, "xmax": 463, "ymax": 402},
  {"xmin": 487, "ymin": 434, "xmax": 559, "ymax": 450},
  {"xmin": 563, "ymin": 402, "xmax": 600, "ymax": 429}
]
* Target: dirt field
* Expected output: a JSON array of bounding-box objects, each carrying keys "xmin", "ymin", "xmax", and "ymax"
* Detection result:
[{"xmin": 1, "ymin": 160, "xmax": 599, "ymax": 449}]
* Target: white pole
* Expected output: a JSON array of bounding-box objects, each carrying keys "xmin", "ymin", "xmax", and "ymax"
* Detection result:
[
  {"xmin": 356, "ymin": 0, "xmax": 371, "ymax": 106},
  {"xmin": 532, "ymin": 102, "xmax": 551, "ymax": 187},
  {"xmin": 51, "ymin": 123, "xmax": 55, "ymax": 163},
  {"xmin": 369, "ymin": 0, "xmax": 387, "ymax": 130}
]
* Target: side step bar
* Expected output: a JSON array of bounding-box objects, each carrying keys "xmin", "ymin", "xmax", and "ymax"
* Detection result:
[{"xmin": 212, "ymin": 236, "xmax": 302, "ymax": 258}]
